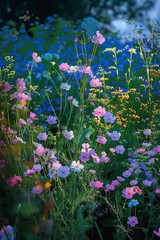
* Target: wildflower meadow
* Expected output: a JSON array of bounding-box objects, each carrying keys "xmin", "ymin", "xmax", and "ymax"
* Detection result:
[{"xmin": 0, "ymin": 16, "xmax": 160, "ymax": 240}]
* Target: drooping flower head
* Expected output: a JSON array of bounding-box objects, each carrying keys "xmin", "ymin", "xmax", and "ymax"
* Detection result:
[{"xmin": 32, "ymin": 52, "xmax": 41, "ymax": 62}]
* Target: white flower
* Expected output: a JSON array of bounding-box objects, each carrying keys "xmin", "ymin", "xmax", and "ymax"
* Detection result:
[
  {"xmin": 61, "ymin": 83, "xmax": 71, "ymax": 91},
  {"xmin": 70, "ymin": 160, "xmax": 84, "ymax": 172},
  {"xmin": 72, "ymin": 98, "xmax": 79, "ymax": 107}
]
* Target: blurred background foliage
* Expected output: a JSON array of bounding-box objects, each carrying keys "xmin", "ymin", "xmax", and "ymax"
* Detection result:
[{"xmin": 0, "ymin": 0, "xmax": 157, "ymax": 31}]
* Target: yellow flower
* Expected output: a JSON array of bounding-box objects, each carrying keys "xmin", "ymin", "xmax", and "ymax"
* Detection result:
[{"xmin": 128, "ymin": 48, "xmax": 137, "ymax": 54}]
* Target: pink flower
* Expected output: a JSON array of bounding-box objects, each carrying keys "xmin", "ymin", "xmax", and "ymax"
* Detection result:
[
  {"xmin": 34, "ymin": 144, "xmax": 49, "ymax": 156},
  {"xmin": 91, "ymin": 31, "xmax": 105, "ymax": 45},
  {"xmin": 97, "ymin": 136, "xmax": 107, "ymax": 144},
  {"xmin": 90, "ymin": 78, "xmax": 102, "ymax": 88},
  {"xmin": 104, "ymin": 112, "xmax": 116, "ymax": 124},
  {"xmin": 16, "ymin": 78, "xmax": 26, "ymax": 92},
  {"xmin": 109, "ymin": 131, "xmax": 121, "ymax": 141},
  {"xmin": 143, "ymin": 129, "xmax": 151, "ymax": 136},
  {"xmin": 6, "ymin": 175, "xmax": 22, "ymax": 186},
  {"xmin": 92, "ymin": 154, "xmax": 101, "ymax": 164},
  {"xmin": 155, "ymin": 188, "xmax": 160, "ymax": 194},
  {"xmin": 59, "ymin": 63, "xmax": 70, "ymax": 71},
  {"xmin": 24, "ymin": 169, "xmax": 36, "ymax": 176},
  {"xmin": 122, "ymin": 187, "xmax": 135, "ymax": 199},
  {"xmin": 92, "ymin": 106, "xmax": 106, "ymax": 117},
  {"xmin": 2, "ymin": 82, "xmax": 13, "ymax": 92},
  {"xmin": 115, "ymin": 145, "xmax": 125, "ymax": 154},
  {"xmin": 29, "ymin": 112, "xmax": 38, "ymax": 120},
  {"xmin": 32, "ymin": 52, "xmax": 41, "ymax": 62},
  {"xmin": 109, "ymin": 148, "xmax": 115, "ymax": 153},
  {"xmin": 79, "ymin": 152, "xmax": 90, "ymax": 162},
  {"xmin": 89, "ymin": 169, "xmax": 96, "ymax": 174},
  {"xmin": 90, "ymin": 181, "xmax": 103, "ymax": 189},
  {"xmin": 153, "ymin": 227, "xmax": 160, "ymax": 237},
  {"xmin": 133, "ymin": 186, "xmax": 142, "ymax": 195},
  {"xmin": 19, "ymin": 118, "xmax": 27, "ymax": 125},
  {"xmin": 137, "ymin": 148, "xmax": 145, "ymax": 153},
  {"xmin": 127, "ymin": 216, "xmax": 138, "ymax": 227},
  {"xmin": 154, "ymin": 145, "xmax": 160, "ymax": 153}
]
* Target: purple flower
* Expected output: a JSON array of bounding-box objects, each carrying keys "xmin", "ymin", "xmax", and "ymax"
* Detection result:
[
  {"xmin": 79, "ymin": 152, "xmax": 90, "ymax": 162},
  {"xmin": 62, "ymin": 130, "xmax": 74, "ymax": 140},
  {"xmin": 97, "ymin": 136, "xmax": 107, "ymax": 144},
  {"xmin": 115, "ymin": 145, "xmax": 125, "ymax": 154},
  {"xmin": 37, "ymin": 133, "xmax": 48, "ymax": 141},
  {"xmin": 33, "ymin": 164, "xmax": 43, "ymax": 172},
  {"xmin": 16, "ymin": 78, "xmax": 26, "ymax": 92},
  {"xmin": 122, "ymin": 170, "xmax": 131, "ymax": 178},
  {"xmin": 143, "ymin": 180, "xmax": 152, "ymax": 187},
  {"xmin": 46, "ymin": 116, "xmax": 57, "ymax": 124},
  {"xmin": 130, "ymin": 180, "xmax": 138, "ymax": 186},
  {"xmin": 91, "ymin": 31, "xmax": 105, "ymax": 45},
  {"xmin": 58, "ymin": 166, "xmax": 70, "ymax": 178},
  {"xmin": 90, "ymin": 78, "xmax": 102, "ymax": 88},
  {"xmin": 104, "ymin": 112, "xmax": 116, "ymax": 124},
  {"xmin": 48, "ymin": 168, "xmax": 56, "ymax": 179},
  {"xmin": 31, "ymin": 185, "xmax": 43, "ymax": 194},
  {"xmin": 109, "ymin": 131, "xmax": 121, "ymax": 141},
  {"xmin": 127, "ymin": 216, "xmax": 138, "ymax": 227},
  {"xmin": 0, "ymin": 225, "xmax": 14, "ymax": 240}
]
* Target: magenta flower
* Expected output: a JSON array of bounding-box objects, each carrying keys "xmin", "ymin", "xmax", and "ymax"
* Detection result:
[
  {"xmin": 6, "ymin": 175, "xmax": 22, "ymax": 187},
  {"xmin": 127, "ymin": 216, "xmax": 138, "ymax": 227},
  {"xmin": 137, "ymin": 148, "xmax": 145, "ymax": 153},
  {"xmin": 92, "ymin": 106, "xmax": 106, "ymax": 117},
  {"xmin": 37, "ymin": 133, "xmax": 48, "ymax": 141},
  {"xmin": 90, "ymin": 78, "xmax": 102, "ymax": 88},
  {"xmin": 154, "ymin": 145, "xmax": 160, "ymax": 153},
  {"xmin": 29, "ymin": 112, "xmax": 38, "ymax": 120},
  {"xmin": 153, "ymin": 227, "xmax": 160, "ymax": 237},
  {"xmin": 59, "ymin": 63, "xmax": 70, "ymax": 71},
  {"xmin": 62, "ymin": 130, "xmax": 74, "ymax": 140},
  {"xmin": 97, "ymin": 136, "xmax": 107, "ymax": 144},
  {"xmin": 110, "ymin": 131, "xmax": 121, "ymax": 141},
  {"xmin": 58, "ymin": 166, "xmax": 70, "ymax": 178},
  {"xmin": 24, "ymin": 169, "xmax": 36, "ymax": 176},
  {"xmin": 46, "ymin": 116, "xmax": 57, "ymax": 124},
  {"xmin": 115, "ymin": 145, "xmax": 125, "ymax": 154},
  {"xmin": 122, "ymin": 187, "xmax": 135, "ymax": 199},
  {"xmin": 104, "ymin": 112, "xmax": 116, "ymax": 124},
  {"xmin": 91, "ymin": 31, "xmax": 105, "ymax": 45},
  {"xmin": 31, "ymin": 185, "xmax": 43, "ymax": 194},
  {"xmin": 32, "ymin": 52, "xmax": 41, "ymax": 62},
  {"xmin": 90, "ymin": 181, "xmax": 103, "ymax": 189},
  {"xmin": 133, "ymin": 186, "xmax": 142, "ymax": 195},
  {"xmin": 155, "ymin": 188, "xmax": 160, "ymax": 194}
]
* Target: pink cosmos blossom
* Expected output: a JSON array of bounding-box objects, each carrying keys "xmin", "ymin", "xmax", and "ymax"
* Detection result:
[
  {"xmin": 31, "ymin": 185, "xmax": 43, "ymax": 194},
  {"xmin": 2, "ymin": 82, "xmax": 13, "ymax": 92},
  {"xmin": 92, "ymin": 106, "xmax": 106, "ymax": 117},
  {"xmin": 52, "ymin": 161, "xmax": 62, "ymax": 170},
  {"xmin": 97, "ymin": 136, "xmax": 107, "ymax": 144},
  {"xmin": 90, "ymin": 181, "xmax": 103, "ymax": 189},
  {"xmin": 19, "ymin": 118, "xmax": 27, "ymax": 125},
  {"xmin": 46, "ymin": 115, "xmax": 57, "ymax": 124},
  {"xmin": 32, "ymin": 52, "xmax": 41, "ymax": 62},
  {"xmin": 153, "ymin": 227, "xmax": 160, "ymax": 237},
  {"xmin": 137, "ymin": 148, "xmax": 146, "ymax": 153},
  {"xmin": 57, "ymin": 166, "xmax": 70, "ymax": 178},
  {"xmin": 0, "ymin": 225, "xmax": 14, "ymax": 240},
  {"xmin": 115, "ymin": 145, "xmax": 125, "ymax": 154},
  {"xmin": 92, "ymin": 154, "xmax": 101, "ymax": 164},
  {"xmin": 109, "ymin": 131, "xmax": 121, "ymax": 141},
  {"xmin": 29, "ymin": 112, "xmax": 38, "ymax": 120},
  {"xmin": 143, "ymin": 129, "xmax": 152, "ymax": 135},
  {"xmin": 143, "ymin": 180, "xmax": 152, "ymax": 187},
  {"xmin": 130, "ymin": 180, "xmax": 138, "ymax": 186},
  {"xmin": 6, "ymin": 175, "xmax": 22, "ymax": 186},
  {"xmin": 104, "ymin": 112, "xmax": 116, "ymax": 124},
  {"xmin": 127, "ymin": 216, "xmax": 138, "ymax": 227},
  {"xmin": 100, "ymin": 154, "xmax": 110, "ymax": 163},
  {"xmin": 133, "ymin": 186, "xmax": 142, "ymax": 195},
  {"xmin": 122, "ymin": 187, "xmax": 135, "ymax": 199},
  {"xmin": 24, "ymin": 169, "xmax": 36, "ymax": 176},
  {"xmin": 59, "ymin": 63, "xmax": 70, "ymax": 71},
  {"xmin": 109, "ymin": 148, "xmax": 115, "ymax": 153},
  {"xmin": 62, "ymin": 130, "xmax": 74, "ymax": 140},
  {"xmin": 37, "ymin": 132, "xmax": 48, "ymax": 141},
  {"xmin": 82, "ymin": 143, "xmax": 90, "ymax": 149},
  {"xmin": 34, "ymin": 144, "xmax": 49, "ymax": 156},
  {"xmin": 91, "ymin": 31, "xmax": 105, "ymax": 45},
  {"xmin": 155, "ymin": 188, "xmax": 160, "ymax": 194},
  {"xmin": 89, "ymin": 169, "xmax": 96, "ymax": 174},
  {"xmin": 90, "ymin": 78, "xmax": 102, "ymax": 88},
  {"xmin": 16, "ymin": 78, "xmax": 26, "ymax": 92}
]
